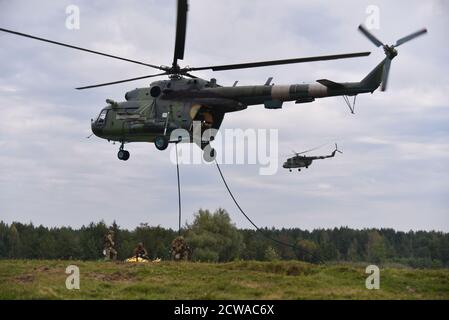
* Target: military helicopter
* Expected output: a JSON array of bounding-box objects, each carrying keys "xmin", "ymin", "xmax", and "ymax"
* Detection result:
[
  {"xmin": 283, "ymin": 144, "xmax": 342, "ymax": 172},
  {"xmin": 0, "ymin": 1, "xmax": 427, "ymax": 162}
]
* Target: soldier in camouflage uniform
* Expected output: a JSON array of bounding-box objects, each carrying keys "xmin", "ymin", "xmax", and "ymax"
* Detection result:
[
  {"xmin": 104, "ymin": 230, "xmax": 117, "ymax": 261},
  {"xmin": 170, "ymin": 236, "xmax": 191, "ymax": 261},
  {"xmin": 133, "ymin": 242, "xmax": 149, "ymax": 260}
]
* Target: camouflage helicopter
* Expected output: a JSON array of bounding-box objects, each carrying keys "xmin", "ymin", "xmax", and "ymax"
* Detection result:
[
  {"xmin": 283, "ymin": 144, "xmax": 342, "ymax": 172},
  {"xmin": 0, "ymin": 1, "xmax": 427, "ymax": 162}
]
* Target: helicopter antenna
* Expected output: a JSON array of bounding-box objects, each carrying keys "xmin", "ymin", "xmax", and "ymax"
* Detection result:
[{"xmin": 342, "ymin": 95, "xmax": 357, "ymax": 114}]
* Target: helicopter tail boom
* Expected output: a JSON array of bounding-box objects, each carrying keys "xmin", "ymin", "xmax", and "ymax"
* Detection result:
[{"xmin": 360, "ymin": 58, "xmax": 386, "ymax": 92}]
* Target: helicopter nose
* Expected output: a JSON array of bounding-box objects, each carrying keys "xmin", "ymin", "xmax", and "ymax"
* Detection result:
[{"xmin": 91, "ymin": 120, "xmax": 102, "ymax": 137}]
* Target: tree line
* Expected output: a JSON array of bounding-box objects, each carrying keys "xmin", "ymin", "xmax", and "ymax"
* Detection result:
[{"xmin": 1, "ymin": 208, "xmax": 448, "ymax": 268}]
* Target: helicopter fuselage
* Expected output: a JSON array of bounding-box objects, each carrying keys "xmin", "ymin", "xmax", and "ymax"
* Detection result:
[
  {"xmin": 282, "ymin": 156, "xmax": 314, "ymax": 170},
  {"xmin": 282, "ymin": 148, "xmax": 339, "ymax": 171},
  {"xmin": 0, "ymin": 0, "xmax": 427, "ymax": 162},
  {"xmin": 91, "ymin": 75, "xmax": 376, "ymax": 147}
]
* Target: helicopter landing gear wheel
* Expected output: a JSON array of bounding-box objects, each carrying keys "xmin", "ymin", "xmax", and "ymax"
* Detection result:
[
  {"xmin": 154, "ymin": 135, "xmax": 169, "ymax": 151},
  {"xmin": 117, "ymin": 142, "xmax": 130, "ymax": 161},
  {"xmin": 117, "ymin": 149, "xmax": 130, "ymax": 161},
  {"xmin": 202, "ymin": 145, "xmax": 216, "ymax": 163}
]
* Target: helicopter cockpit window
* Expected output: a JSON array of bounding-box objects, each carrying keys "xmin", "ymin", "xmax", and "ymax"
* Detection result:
[{"xmin": 97, "ymin": 109, "xmax": 108, "ymax": 125}]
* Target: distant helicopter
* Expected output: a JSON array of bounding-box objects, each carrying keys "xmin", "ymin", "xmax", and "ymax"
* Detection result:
[
  {"xmin": 283, "ymin": 144, "xmax": 342, "ymax": 172},
  {"xmin": 0, "ymin": 1, "xmax": 427, "ymax": 162}
]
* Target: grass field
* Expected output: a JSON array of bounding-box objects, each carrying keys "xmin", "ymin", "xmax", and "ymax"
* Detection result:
[{"xmin": 0, "ymin": 260, "xmax": 448, "ymax": 299}]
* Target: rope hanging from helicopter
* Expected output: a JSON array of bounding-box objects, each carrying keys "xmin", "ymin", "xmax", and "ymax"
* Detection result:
[
  {"xmin": 175, "ymin": 142, "xmax": 182, "ymax": 235},
  {"xmin": 213, "ymin": 159, "xmax": 324, "ymax": 264},
  {"xmin": 172, "ymin": 142, "xmax": 323, "ymax": 263}
]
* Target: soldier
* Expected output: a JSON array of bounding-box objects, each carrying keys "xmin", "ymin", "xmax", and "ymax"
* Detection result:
[
  {"xmin": 133, "ymin": 242, "xmax": 149, "ymax": 260},
  {"xmin": 104, "ymin": 230, "xmax": 117, "ymax": 261},
  {"xmin": 170, "ymin": 236, "xmax": 191, "ymax": 261}
]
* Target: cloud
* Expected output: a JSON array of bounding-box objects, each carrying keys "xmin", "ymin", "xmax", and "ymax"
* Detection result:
[{"xmin": 0, "ymin": 0, "xmax": 448, "ymax": 232}]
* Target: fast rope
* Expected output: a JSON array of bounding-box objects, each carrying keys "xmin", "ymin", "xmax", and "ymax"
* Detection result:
[
  {"xmin": 214, "ymin": 159, "xmax": 324, "ymax": 264},
  {"xmin": 175, "ymin": 142, "xmax": 182, "ymax": 235}
]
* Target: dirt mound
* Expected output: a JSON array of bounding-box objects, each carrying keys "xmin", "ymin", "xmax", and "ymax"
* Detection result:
[
  {"xmin": 91, "ymin": 271, "xmax": 137, "ymax": 282},
  {"xmin": 221, "ymin": 261, "xmax": 318, "ymax": 276},
  {"xmin": 14, "ymin": 274, "xmax": 35, "ymax": 283}
]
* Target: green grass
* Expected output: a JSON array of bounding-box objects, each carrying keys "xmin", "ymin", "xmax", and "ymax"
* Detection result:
[{"xmin": 0, "ymin": 260, "xmax": 448, "ymax": 299}]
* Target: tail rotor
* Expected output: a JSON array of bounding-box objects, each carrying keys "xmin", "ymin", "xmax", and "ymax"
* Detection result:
[
  {"xmin": 334, "ymin": 143, "xmax": 343, "ymax": 154},
  {"xmin": 358, "ymin": 25, "xmax": 427, "ymax": 91}
]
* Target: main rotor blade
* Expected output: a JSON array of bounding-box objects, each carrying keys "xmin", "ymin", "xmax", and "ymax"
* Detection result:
[
  {"xmin": 173, "ymin": 0, "xmax": 188, "ymax": 66},
  {"xmin": 358, "ymin": 25, "xmax": 384, "ymax": 47},
  {"xmin": 293, "ymin": 143, "xmax": 329, "ymax": 155},
  {"xmin": 187, "ymin": 52, "xmax": 371, "ymax": 72},
  {"xmin": 381, "ymin": 58, "xmax": 392, "ymax": 91},
  {"xmin": 183, "ymin": 72, "xmax": 198, "ymax": 79},
  {"xmin": 76, "ymin": 72, "xmax": 167, "ymax": 90},
  {"xmin": 394, "ymin": 28, "xmax": 427, "ymax": 47},
  {"xmin": 0, "ymin": 27, "xmax": 165, "ymax": 71}
]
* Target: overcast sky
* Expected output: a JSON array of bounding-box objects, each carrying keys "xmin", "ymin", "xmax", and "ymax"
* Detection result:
[{"xmin": 0, "ymin": 0, "xmax": 448, "ymax": 232}]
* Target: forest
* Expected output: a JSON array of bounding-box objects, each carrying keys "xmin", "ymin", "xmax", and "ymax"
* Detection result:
[{"xmin": 1, "ymin": 208, "xmax": 448, "ymax": 268}]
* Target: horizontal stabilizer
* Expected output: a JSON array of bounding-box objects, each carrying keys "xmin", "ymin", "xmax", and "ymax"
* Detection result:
[{"xmin": 316, "ymin": 79, "xmax": 345, "ymax": 89}]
